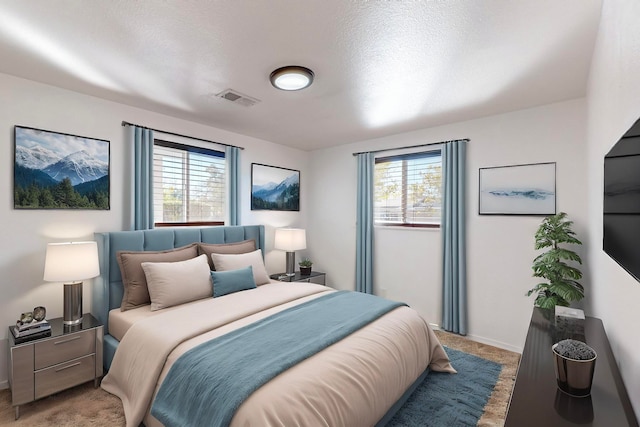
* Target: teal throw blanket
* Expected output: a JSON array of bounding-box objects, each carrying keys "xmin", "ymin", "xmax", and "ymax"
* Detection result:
[{"xmin": 151, "ymin": 290, "xmax": 405, "ymax": 427}]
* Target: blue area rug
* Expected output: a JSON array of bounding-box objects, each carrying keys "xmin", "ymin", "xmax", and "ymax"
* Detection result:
[{"xmin": 388, "ymin": 347, "xmax": 502, "ymax": 427}]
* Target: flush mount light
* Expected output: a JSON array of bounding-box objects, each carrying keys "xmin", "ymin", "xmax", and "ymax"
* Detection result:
[{"xmin": 270, "ymin": 66, "xmax": 314, "ymax": 91}]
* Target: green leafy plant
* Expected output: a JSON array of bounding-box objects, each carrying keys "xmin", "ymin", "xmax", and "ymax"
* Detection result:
[
  {"xmin": 526, "ymin": 212, "xmax": 584, "ymax": 308},
  {"xmin": 299, "ymin": 258, "xmax": 313, "ymax": 268}
]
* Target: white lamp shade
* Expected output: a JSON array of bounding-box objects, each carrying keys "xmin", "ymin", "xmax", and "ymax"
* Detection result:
[
  {"xmin": 274, "ymin": 228, "xmax": 307, "ymax": 251},
  {"xmin": 43, "ymin": 241, "xmax": 100, "ymax": 282}
]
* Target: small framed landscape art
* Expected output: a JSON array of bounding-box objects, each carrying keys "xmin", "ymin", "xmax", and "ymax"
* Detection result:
[
  {"xmin": 479, "ymin": 162, "xmax": 556, "ymax": 215},
  {"xmin": 14, "ymin": 126, "xmax": 110, "ymax": 210},
  {"xmin": 251, "ymin": 163, "xmax": 300, "ymax": 211}
]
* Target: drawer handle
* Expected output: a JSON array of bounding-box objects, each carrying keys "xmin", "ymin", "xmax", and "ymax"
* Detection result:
[
  {"xmin": 53, "ymin": 336, "xmax": 81, "ymax": 345},
  {"xmin": 55, "ymin": 362, "xmax": 81, "ymax": 372}
]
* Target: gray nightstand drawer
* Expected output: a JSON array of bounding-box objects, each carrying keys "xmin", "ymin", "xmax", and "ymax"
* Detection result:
[
  {"xmin": 35, "ymin": 354, "xmax": 95, "ymax": 399},
  {"xmin": 301, "ymin": 275, "xmax": 325, "ymax": 285},
  {"xmin": 34, "ymin": 330, "xmax": 95, "ymax": 370}
]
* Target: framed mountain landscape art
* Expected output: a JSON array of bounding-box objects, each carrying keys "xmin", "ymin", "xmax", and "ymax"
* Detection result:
[
  {"xmin": 251, "ymin": 163, "xmax": 300, "ymax": 211},
  {"xmin": 14, "ymin": 126, "xmax": 110, "ymax": 210},
  {"xmin": 479, "ymin": 162, "xmax": 556, "ymax": 215}
]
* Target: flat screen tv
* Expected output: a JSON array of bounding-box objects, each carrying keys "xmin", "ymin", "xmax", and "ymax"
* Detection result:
[{"xmin": 603, "ymin": 117, "xmax": 640, "ymax": 282}]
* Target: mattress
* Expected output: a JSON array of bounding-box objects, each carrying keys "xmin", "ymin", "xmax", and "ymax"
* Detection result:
[{"xmin": 101, "ymin": 282, "xmax": 454, "ymax": 427}]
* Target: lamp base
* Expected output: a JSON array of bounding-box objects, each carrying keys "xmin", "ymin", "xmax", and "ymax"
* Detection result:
[
  {"xmin": 285, "ymin": 251, "xmax": 296, "ymax": 276},
  {"xmin": 63, "ymin": 282, "xmax": 83, "ymax": 325}
]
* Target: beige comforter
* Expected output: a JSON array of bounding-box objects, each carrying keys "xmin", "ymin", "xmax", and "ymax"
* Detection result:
[{"xmin": 101, "ymin": 283, "xmax": 454, "ymax": 427}]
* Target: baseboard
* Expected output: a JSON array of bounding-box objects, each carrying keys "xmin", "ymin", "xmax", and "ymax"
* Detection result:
[
  {"xmin": 465, "ymin": 333, "xmax": 522, "ymax": 354},
  {"xmin": 0, "ymin": 380, "xmax": 8, "ymax": 390},
  {"xmin": 430, "ymin": 323, "xmax": 523, "ymax": 354}
]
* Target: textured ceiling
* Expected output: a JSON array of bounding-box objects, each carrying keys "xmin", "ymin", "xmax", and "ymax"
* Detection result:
[{"xmin": 0, "ymin": 1, "xmax": 602, "ymax": 150}]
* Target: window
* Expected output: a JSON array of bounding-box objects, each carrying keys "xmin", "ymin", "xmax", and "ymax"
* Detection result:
[
  {"xmin": 374, "ymin": 150, "xmax": 442, "ymax": 227},
  {"xmin": 153, "ymin": 140, "xmax": 225, "ymax": 226}
]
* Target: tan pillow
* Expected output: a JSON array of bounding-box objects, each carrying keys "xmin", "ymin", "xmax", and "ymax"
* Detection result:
[
  {"xmin": 142, "ymin": 254, "xmax": 212, "ymax": 311},
  {"xmin": 117, "ymin": 243, "xmax": 198, "ymax": 311},
  {"xmin": 197, "ymin": 239, "xmax": 256, "ymax": 270},
  {"xmin": 210, "ymin": 249, "xmax": 271, "ymax": 285}
]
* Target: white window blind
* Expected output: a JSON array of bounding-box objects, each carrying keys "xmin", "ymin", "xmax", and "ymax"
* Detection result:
[
  {"xmin": 153, "ymin": 140, "xmax": 225, "ymax": 225},
  {"xmin": 374, "ymin": 150, "xmax": 442, "ymax": 227}
]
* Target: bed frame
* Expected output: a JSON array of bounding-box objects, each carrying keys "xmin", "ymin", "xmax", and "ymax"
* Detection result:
[
  {"xmin": 92, "ymin": 225, "xmax": 265, "ymax": 371},
  {"xmin": 92, "ymin": 225, "xmax": 432, "ymax": 425}
]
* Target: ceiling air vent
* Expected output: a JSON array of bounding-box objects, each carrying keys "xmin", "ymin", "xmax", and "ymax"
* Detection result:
[{"xmin": 215, "ymin": 89, "xmax": 261, "ymax": 107}]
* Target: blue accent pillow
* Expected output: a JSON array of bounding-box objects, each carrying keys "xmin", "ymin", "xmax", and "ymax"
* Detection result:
[{"xmin": 211, "ymin": 266, "xmax": 257, "ymax": 297}]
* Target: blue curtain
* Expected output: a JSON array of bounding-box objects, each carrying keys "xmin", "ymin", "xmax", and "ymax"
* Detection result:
[
  {"xmin": 226, "ymin": 146, "xmax": 240, "ymax": 226},
  {"xmin": 130, "ymin": 126, "xmax": 154, "ymax": 230},
  {"xmin": 441, "ymin": 140, "xmax": 467, "ymax": 334},
  {"xmin": 356, "ymin": 153, "xmax": 374, "ymax": 294}
]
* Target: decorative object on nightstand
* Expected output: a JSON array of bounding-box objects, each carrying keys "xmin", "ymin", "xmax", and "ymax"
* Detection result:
[
  {"xmin": 19, "ymin": 311, "xmax": 32, "ymax": 324},
  {"xmin": 33, "ymin": 306, "xmax": 46, "ymax": 321},
  {"xmin": 11, "ymin": 320, "xmax": 51, "ymax": 344},
  {"xmin": 12, "ymin": 307, "xmax": 51, "ymax": 343},
  {"xmin": 299, "ymin": 258, "xmax": 313, "ymax": 275},
  {"xmin": 43, "ymin": 241, "xmax": 100, "ymax": 325},
  {"xmin": 274, "ymin": 228, "xmax": 306, "ymax": 276}
]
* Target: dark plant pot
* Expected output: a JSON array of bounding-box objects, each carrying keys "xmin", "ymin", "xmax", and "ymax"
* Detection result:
[
  {"xmin": 552, "ymin": 343, "xmax": 597, "ymax": 397},
  {"xmin": 299, "ymin": 266, "xmax": 312, "ymax": 275}
]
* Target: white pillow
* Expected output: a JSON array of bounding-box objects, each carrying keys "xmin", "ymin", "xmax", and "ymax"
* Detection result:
[
  {"xmin": 210, "ymin": 249, "xmax": 271, "ymax": 285},
  {"xmin": 141, "ymin": 254, "xmax": 212, "ymax": 311}
]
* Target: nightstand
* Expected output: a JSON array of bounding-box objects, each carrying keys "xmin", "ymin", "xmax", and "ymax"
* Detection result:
[
  {"xmin": 270, "ymin": 271, "xmax": 326, "ymax": 285},
  {"xmin": 7, "ymin": 314, "xmax": 103, "ymax": 419}
]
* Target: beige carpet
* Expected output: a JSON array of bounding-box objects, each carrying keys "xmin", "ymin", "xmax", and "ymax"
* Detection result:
[{"xmin": 0, "ymin": 330, "xmax": 519, "ymax": 426}]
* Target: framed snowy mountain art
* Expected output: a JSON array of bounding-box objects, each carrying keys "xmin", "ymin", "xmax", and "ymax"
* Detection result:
[
  {"xmin": 251, "ymin": 163, "xmax": 300, "ymax": 211},
  {"xmin": 14, "ymin": 126, "xmax": 110, "ymax": 210}
]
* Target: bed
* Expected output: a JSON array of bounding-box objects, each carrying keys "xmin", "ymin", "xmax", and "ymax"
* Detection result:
[{"xmin": 93, "ymin": 225, "xmax": 454, "ymax": 427}]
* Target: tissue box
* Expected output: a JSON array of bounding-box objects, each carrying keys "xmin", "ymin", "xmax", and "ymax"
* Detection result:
[{"xmin": 554, "ymin": 306, "xmax": 585, "ymax": 341}]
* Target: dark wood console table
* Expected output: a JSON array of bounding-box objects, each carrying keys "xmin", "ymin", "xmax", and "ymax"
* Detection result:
[{"xmin": 505, "ymin": 308, "xmax": 638, "ymax": 426}]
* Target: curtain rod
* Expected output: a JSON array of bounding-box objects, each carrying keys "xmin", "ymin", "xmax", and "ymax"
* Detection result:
[
  {"xmin": 121, "ymin": 121, "xmax": 245, "ymax": 150},
  {"xmin": 351, "ymin": 138, "xmax": 469, "ymax": 156}
]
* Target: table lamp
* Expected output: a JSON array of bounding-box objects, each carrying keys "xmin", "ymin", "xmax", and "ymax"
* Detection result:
[
  {"xmin": 43, "ymin": 241, "xmax": 100, "ymax": 325},
  {"xmin": 274, "ymin": 228, "xmax": 306, "ymax": 276}
]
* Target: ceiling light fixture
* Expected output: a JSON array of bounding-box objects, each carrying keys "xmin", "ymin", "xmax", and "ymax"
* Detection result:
[{"xmin": 270, "ymin": 66, "xmax": 314, "ymax": 91}]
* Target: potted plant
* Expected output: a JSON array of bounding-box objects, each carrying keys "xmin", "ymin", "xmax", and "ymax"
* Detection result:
[
  {"xmin": 299, "ymin": 258, "xmax": 313, "ymax": 275},
  {"xmin": 552, "ymin": 338, "xmax": 597, "ymax": 397},
  {"xmin": 526, "ymin": 212, "xmax": 584, "ymax": 308}
]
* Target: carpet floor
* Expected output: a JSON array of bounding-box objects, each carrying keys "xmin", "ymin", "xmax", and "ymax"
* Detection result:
[{"xmin": 0, "ymin": 330, "xmax": 520, "ymax": 426}]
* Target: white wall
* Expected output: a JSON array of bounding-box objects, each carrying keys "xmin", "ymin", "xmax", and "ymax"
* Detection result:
[
  {"xmin": 309, "ymin": 98, "xmax": 588, "ymax": 352},
  {"xmin": 0, "ymin": 73, "xmax": 309, "ymax": 388},
  {"xmin": 586, "ymin": 0, "xmax": 640, "ymax": 418}
]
